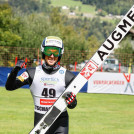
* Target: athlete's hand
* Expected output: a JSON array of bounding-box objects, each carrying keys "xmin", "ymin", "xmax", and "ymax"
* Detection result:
[
  {"xmin": 65, "ymin": 92, "xmax": 77, "ymax": 109},
  {"xmin": 15, "ymin": 60, "xmax": 27, "ymax": 70}
]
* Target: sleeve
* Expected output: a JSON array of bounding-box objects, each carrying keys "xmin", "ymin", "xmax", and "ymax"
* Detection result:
[
  {"xmin": 65, "ymin": 70, "xmax": 77, "ymax": 109},
  {"xmin": 65, "ymin": 70, "xmax": 76, "ymax": 88},
  {"xmin": 5, "ymin": 67, "xmax": 29, "ymax": 91}
]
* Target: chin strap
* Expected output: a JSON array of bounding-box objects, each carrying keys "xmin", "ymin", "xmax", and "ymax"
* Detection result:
[{"xmin": 42, "ymin": 62, "xmax": 60, "ymax": 71}]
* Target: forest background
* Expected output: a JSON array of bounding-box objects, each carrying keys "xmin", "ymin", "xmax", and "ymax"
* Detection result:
[{"xmin": 0, "ymin": 0, "xmax": 134, "ymax": 66}]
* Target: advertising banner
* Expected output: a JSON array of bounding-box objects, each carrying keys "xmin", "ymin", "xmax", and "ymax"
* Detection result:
[
  {"xmin": 87, "ymin": 72, "xmax": 134, "ymax": 95},
  {"xmin": 0, "ymin": 67, "xmax": 87, "ymax": 92}
]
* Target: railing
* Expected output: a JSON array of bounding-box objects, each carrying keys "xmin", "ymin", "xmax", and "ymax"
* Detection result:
[{"xmin": 0, "ymin": 46, "xmax": 134, "ymax": 73}]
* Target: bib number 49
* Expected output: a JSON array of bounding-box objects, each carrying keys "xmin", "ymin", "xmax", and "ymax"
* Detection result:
[{"xmin": 42, "ymin": 88, "xmax": 56, "ymax": 98}]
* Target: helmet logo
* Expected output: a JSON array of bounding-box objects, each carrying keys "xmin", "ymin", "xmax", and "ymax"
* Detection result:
[{"xmin": 45, "ymin": 39, "xmax": 62, "ymax": 48}]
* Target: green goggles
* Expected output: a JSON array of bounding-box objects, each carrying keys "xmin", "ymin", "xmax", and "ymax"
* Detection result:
[{"xmin": 44, "ymin": 46, "xmax": 61, "ymax": 57}]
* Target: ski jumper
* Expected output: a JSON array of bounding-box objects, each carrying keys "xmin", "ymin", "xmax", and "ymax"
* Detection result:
[{"xmin": 5, "ymin": 65, "xmax": 76, "ymax": 134}]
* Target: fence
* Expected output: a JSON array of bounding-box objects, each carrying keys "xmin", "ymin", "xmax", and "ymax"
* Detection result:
[{"xmin": 0, "ymin": 46, "xmax": 134, "ymax": 73}]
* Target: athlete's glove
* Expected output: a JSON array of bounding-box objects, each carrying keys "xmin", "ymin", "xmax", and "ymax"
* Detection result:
[
  {"xmin": 65, "ymin": 92, "xmax": 77, "ymax": 109},
  {"xmin": 15, "ymin": 60, "xmax": 27, "ymax": 70}
]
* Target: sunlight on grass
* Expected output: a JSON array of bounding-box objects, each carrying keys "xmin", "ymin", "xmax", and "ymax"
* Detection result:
[{"xmin": 1, "ymin": 87, "xmax": 134, "ymax": 134}]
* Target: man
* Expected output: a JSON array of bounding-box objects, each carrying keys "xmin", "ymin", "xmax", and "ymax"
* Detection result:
[{"xmin": 5, "ymin": 36, "xmax": 77, "ymax": 134}]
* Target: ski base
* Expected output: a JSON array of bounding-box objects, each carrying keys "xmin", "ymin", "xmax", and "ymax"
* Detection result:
[{"xmin": 44, "ymin": 106, "xmax": 61, "ymax": 126}]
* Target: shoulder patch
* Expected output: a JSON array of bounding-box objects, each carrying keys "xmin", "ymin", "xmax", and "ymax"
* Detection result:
[
  {"xmin": 59, "ymin": 70, "xmax": 65, "ymax": 74},
  {"xmin": 17, "ymin": 72, "xmax": 29, "ymax": 82}
]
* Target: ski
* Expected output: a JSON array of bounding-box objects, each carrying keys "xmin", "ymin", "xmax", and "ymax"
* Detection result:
[{"xmin": 29, "ymin": 5, "xmax": 134, "ymax": 134}]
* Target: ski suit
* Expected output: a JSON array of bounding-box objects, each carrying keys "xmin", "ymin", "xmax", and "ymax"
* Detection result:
[{"xmin": 5, "ymin": 64, "xmax": 76, "ymax": 134}]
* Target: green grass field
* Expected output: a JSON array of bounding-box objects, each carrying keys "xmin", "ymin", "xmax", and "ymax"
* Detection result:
[
  {"xmin": 1, "ymin": 86, "xmax": 134, "ymax": 134},
  {"xmin": 51, "ymin": 0, "xmax": 96, "ymax": 14}
]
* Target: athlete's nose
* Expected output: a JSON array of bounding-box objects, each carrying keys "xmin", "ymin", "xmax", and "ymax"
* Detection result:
[{"xmin": 50, "ymin": 54, "xmax": 54, "ymax": 58}]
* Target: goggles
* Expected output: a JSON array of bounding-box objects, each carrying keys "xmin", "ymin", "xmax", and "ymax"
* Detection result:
[{"xmin": 44, "ymin": 46, "xmax": 61, "ymax": 57}]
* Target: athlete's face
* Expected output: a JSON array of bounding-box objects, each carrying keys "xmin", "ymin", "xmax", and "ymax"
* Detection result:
[{"xmin": 45, "ymin": 54, "xmax": 58, "ymax": 66}]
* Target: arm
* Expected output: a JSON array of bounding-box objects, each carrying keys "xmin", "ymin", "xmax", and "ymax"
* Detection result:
[
  {"xmin": 65, "ymin": 70, "xmax": 75, "ymax": 88},
  {"xmin": 65, "ymin": 70, "xmax": 77, "ymax": 109}
]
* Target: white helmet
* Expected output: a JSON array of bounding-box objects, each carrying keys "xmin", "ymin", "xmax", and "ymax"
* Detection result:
[{"xmin": 41, "ymin": 36, "xmax": 64, "ymax": 56}]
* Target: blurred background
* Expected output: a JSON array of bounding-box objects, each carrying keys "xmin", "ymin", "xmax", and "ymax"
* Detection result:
[
  {"xmin": 0, "ymin": 0, "xmax": 134, "ymax": 73},
  {"xmin": 1, "ymin": 1, "xmax": 134, "ymax": 134}
]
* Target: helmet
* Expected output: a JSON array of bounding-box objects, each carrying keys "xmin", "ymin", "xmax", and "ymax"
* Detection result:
[{"xmin": 41, "ymin": 36, "xmax": 64, "ymax": 61}]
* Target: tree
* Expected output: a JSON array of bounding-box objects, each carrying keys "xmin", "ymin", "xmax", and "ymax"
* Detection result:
[
  {"xmin": 0, "ymin": 3, "xmax": 21, "ymax": 46},
  {"xmin": 87, "ymin": 35, "xmax": 100, "ymax": 52},
  {"xmin": 8, "ymin": 0, "xmax": 40, "ymax": 13},
  {"xmin": 114, "ymin": 37, "xmax": 134, "ymax": 66},
  {"xmin": 49, "ymin": 7, "xmax": 62, "ymax": 25},
  {"xmin": 40, "ymin": 0, "xmax": 51, "ymax": 13},
  {"xmin": 79, "ymin": 0, "xmax": 132, "ymax": 15},
  {"xmin": 18, "ymin": 13, "xmax": 60, "ymax": 48}
]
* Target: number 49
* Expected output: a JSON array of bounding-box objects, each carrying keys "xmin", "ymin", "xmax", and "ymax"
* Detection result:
[{"xmin": 42, "ymin": 88, "xmax": 56, "ymax": 98}]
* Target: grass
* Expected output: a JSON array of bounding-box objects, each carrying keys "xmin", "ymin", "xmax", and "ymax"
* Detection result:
[
  {"xmin": 1, "ymin": 86, "xmax": 134, "ymax": 134},
  {"xmin": 51, "ymin": 0, "xmax": 96, "ymax": 14},
  {"xmin": 50, "ymin": 0, "xmax": 117, "ymax": 24},
  {"xmin": 0, "ymin": 87, "xmax": 34, "ymax": 134}
]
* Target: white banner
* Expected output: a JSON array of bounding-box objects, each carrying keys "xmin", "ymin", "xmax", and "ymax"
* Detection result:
[{"xmin": 87, "ymin": 72, "xmax": 134, "ymax": 95}]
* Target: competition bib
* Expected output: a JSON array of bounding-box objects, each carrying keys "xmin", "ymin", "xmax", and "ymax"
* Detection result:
[{"xmin": 30, "ymin": 66, "xmax": 66, "ymax": 114}]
